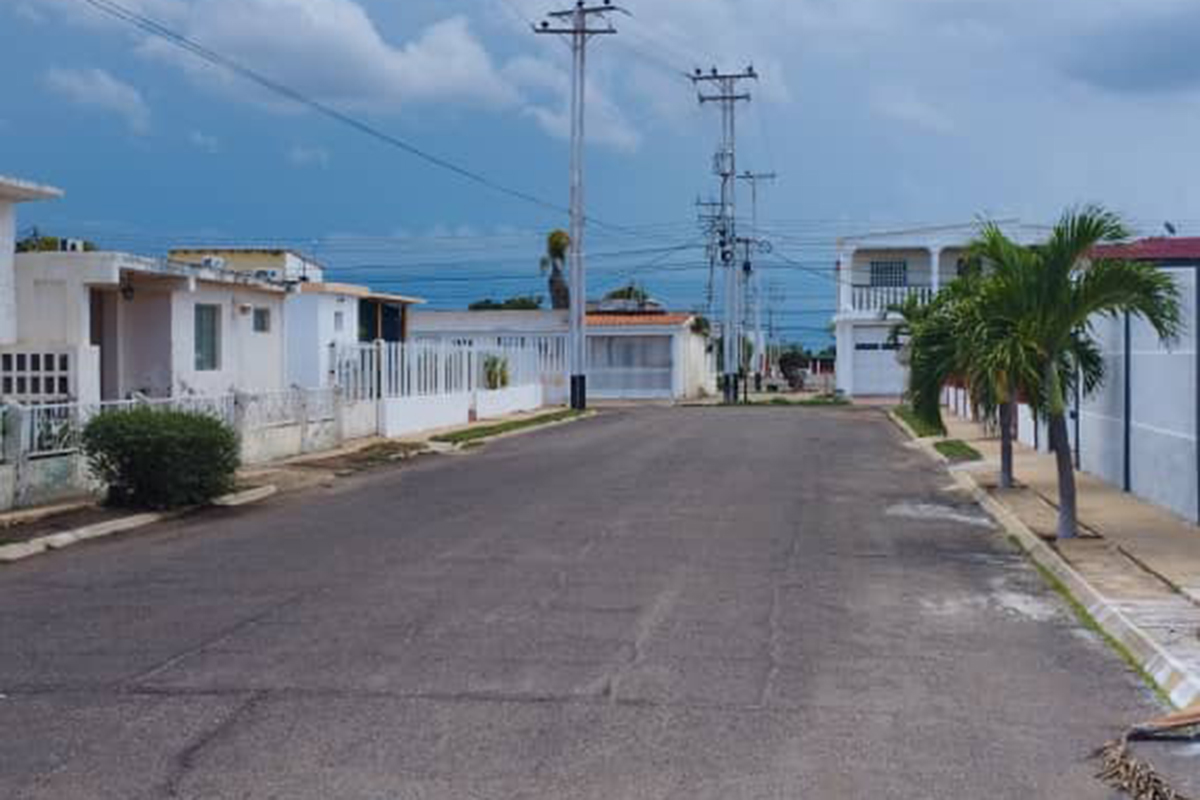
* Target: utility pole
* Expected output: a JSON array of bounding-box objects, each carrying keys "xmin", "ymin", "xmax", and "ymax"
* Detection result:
[
  {"xmin": 695, "ymin": 197, "xmax": 722, "ymax": 315},
  {"xmin": 536, "ymin": 1, "xmax": 627, "ymax": 410},
  {"xmin": 692, "ymin": 66, "xmax": 756, "ymax": 403},
  {"xmin": 738, "ymin": 171, "xmax": 775, "ymax": 391}
]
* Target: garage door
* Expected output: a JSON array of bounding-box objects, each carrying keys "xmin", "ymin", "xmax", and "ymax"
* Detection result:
[{"xmin": 853, "ymin": 330, "xmax": 906, "ymax": 396}]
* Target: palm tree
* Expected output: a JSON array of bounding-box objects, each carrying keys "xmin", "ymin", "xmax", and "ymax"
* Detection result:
[
  {"xmin": 984, "ymin": 206, "xmax": 1182, "ymax": 538},
  {"xmin": 541, "ymin": 230, "xmax": 571, "ymax": 311}
]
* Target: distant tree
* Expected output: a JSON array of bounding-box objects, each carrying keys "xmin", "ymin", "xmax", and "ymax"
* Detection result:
[
  {"xmin": 604, "ymin": 283, "xmax": 650, "ymax": 305},
  {"xmin": 778, "ymin": 346, "xmax": 811, "ymax": 388},
  {"xmin": 16, "ymin": 228, "xmax": 97, "ymax": 253},
  {"xmin": 690, "ymin": 315, "xmax": 711, "ymax": 337},
  {"xmin": 469, "ymin": 295, "xmax": 544, "ymax": 311},
  {"xmin": 540, "ymin": 230, "xmax": 571, "ymax": 310}
]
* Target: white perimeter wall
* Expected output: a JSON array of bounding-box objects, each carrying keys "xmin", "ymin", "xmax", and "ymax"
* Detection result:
[
  {"xmin": 0, "ymin": 202, "xmax": 16, "ymax": 345},
  {"xmin": 1077, "ymin": 267, "xmax": 1198, "ymax": 521},
  {"xmin": 381, "ymin": 393, "xmax": 474, "ymax": 438}
]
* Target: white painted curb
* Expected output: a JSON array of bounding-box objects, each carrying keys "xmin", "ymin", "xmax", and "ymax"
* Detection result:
[
  {"xmin": 0, "ymin": 486, "xmax": 277, "ymax": 565},
  {"xmin": 896, "ymin": 415, "xmax": 1200, "ymax": 709}
]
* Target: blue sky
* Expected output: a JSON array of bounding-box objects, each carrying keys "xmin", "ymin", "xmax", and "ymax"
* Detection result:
[{"xmin": 4, "ymin": 0, "xmax": 1200, "ymax": 347}]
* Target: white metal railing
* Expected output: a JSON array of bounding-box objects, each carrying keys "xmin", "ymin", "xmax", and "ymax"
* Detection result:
[
  {"xmin": 336, "ymin": 339, "xmax": 549, "ymax": 402},
  {"xmin": 849, "ymin": 285, "xmax": 934, "ymax": 312},
  {"xmin": 17, "ymin": 395, "xmax": 236, "ymax": 459}
]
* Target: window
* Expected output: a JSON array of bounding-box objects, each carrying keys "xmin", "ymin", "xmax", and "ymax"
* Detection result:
[
  {"xmin": 869, "ymin": 260, "xmax": 908, "ymax": 287},
  {"xmin": 333, "ymin": 311, "xmax": 345, "ymax": 333},
  {"xmin": 253, "ymin": 307, "xmax": 271, "ymax": 333},
  {"xmin": 194, "ymin": 304, "xmax": 221, "ymax": 371}
]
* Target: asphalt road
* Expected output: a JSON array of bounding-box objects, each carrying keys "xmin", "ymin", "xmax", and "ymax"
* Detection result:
[{"xmin": 1, "ymin": 406, "xmax": 1193, "ymax": 799}]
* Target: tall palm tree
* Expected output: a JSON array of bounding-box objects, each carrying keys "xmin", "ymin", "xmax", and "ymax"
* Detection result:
[
  {"xmin": 985, "ymin": 206, "xmax": 1181, "ymax": 538},
  {"xmin": 541, "ymin": 230, "xmax": 571, "ymax": 311}
]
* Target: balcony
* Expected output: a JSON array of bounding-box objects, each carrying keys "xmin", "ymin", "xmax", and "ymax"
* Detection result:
[{"xmin": 848, "ymin": 285, "xmax": 934, "ymax": 313}]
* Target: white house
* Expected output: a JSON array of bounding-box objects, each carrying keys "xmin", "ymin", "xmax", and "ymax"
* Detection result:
[
  {"xmin": 168, "ymin": 249, "xmax": 425, "ymax": 389},
  {"xmin": 409, "ymin": 309, "xmax": 715, "ymax": 401},
  {"xmin": 833, "ymin": 221, "xmax": 1046, "ymax": 398},
  {"xmin": 284, "ymin": 282, "xmax": 424, "ymax": 389},
  {"xmin": 4, "ymin": 251, "xmax": 288, "ymax": 404},
  {"xmin": 0, "ymin": 175, "xmax": 62, "ymax": 347}
]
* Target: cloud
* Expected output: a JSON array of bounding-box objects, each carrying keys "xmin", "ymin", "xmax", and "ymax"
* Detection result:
[
  {"xmin": 288, "ymin": 144, "xmax": 330, "ymax": 169},
  {"xmin": 1061, "ymin": 4, "xmax": 1200, "ymax": 94},
  {"xmin": 505, "ymin": 56, "xmax": 641, "ymax": 152},
  {"xmin": 189, "ymin": 130, "xmax": 220, "ymax": 153},
  {"xmin": 132, "ymin": 0, "xmax": 518, "ymax": 113},
  {"xmin": 870, "ymin": 87, "xmax": 957, "ymax": 135},
  {"xmin": 44, "ymin": 67, "xmax": 151, "ymax": 134}
]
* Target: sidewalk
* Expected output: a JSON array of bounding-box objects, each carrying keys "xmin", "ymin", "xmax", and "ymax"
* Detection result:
[{"xmin": 935, "ymin": 411, "xmax": 1200, "ymax": 708}]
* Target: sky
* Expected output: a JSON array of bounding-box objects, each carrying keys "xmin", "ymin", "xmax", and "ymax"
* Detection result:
[{"xmin": 4, "ymin": 0, "xmax": 1200, "ymax": 347}]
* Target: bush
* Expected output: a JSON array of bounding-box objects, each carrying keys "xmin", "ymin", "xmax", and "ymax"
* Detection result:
[
  {"xmin": 483, "ymin": 355, "xmax": 510, "ymax": 390},
  {"xmin": 82, "ymin": 407, "xmax": 241, "ymax": 509}
]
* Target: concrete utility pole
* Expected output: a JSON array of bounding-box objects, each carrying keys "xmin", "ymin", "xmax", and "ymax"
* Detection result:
[
  {"xmin": 536, "ymin": 1, "xmax": 627, "ymax": 411},
  {"xmin": 692, "ymin": 66, "xmax": 756, "ymax": 403},
  {"xmin": 738, "ymin": 171, "xmax": 775, "ymax": 390},
  {"xmin": 695, "ymin": 197, "xmax": 723, "ymax": 315}
]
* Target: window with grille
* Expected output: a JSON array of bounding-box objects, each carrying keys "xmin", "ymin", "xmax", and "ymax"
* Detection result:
[
  {"xmin": 195, "ymin": 304, "xmax": 221, "ymax": 371},
  {"xmin": 0, "ymin": 351, "xmax": 72, "ymax": 400},
  {"xmin": 253, "ymin": 307, "xmax": 271, "ymax": 333},
  {"xmin": 869, "ymin": 260, "xmax": 908, "ymax": 287}
]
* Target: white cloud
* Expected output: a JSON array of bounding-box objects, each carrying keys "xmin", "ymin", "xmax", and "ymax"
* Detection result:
[
  {"xmin": 288, "ymin": 144, "xmax": 330, "ymax": 169},
  {"xmin": 870, "ymin": 87, "xmax": 957, "ymax": 135},
  {"xmin": 505, "ymin": 56, "xmax": 641, "ymax": 152},
  {"xmin": 44, "ymin": 67, "xmax": 151, "ymax": 134},
  {"xmin": 189, "ymin": 130, "xmax": 220, "ymax": 153},
  {"xmin": 134, "ymin": 0, "xmax": 518, "ymax": 112}
]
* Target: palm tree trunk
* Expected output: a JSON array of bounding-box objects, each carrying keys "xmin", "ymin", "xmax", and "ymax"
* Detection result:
[
  {"xmin": 1049, "ymin": 412, "xmax": 1078, "ymax": 539},
  {"xmin": 999, "ymin": 400, "xmax": 1015, "ymax": 489}
]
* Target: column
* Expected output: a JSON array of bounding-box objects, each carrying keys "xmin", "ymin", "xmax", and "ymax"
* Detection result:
[{"xmin": 929, "ymin": 246, "xmax": 943, "ymax": 296}]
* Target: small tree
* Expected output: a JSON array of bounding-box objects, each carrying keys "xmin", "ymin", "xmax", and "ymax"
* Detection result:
[
  {"xmin": 483, "ymin": 355, "xmax": 511, "ymax": 390},
  {"xmin": 541, "ymin": 230, "xmax": 571, "ymax": 310}
]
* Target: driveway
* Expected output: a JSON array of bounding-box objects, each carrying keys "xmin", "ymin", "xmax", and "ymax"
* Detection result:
[{"xmin": 0, "ymin": 407, "xmax": 1189, "ymax": 798}]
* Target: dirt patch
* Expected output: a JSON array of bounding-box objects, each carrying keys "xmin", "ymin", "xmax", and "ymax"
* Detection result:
[{"xmin": 285, "ymin": 441, "xmax": 429, "ymax": 475}]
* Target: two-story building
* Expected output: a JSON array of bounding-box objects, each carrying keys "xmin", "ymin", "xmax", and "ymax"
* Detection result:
[{"xmin": 833, "ymin": 221, "xmax": 1047, "ymax": 398}]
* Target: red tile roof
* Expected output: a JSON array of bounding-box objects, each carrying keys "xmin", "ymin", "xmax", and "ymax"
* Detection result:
[
  {"xmin": 586, "ymin": 312, "xmax": 695, "ymax": 328},
  {"xmin": 1093, "ymin": 238, "xmax": 1200, "ymax": 262}
]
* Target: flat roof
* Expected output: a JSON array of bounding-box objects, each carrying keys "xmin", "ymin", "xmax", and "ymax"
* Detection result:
[
  {"xmin": 299, "ymin": 282, "xmax": 425, "ymax": 305},
  {"xmin": 1093, "ymin": 237, "xmax": 1200, "ymax": 263},
  {"xmin": 0, "ymin": 175, "xmax": 63, "ymax": 203},
  {"xmin": 170, "ymin": 247, "xmax": 322, "ymax": 264}
]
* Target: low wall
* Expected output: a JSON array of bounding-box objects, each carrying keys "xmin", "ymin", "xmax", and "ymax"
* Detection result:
[
  {"xmin": 0, "ymin": 454, "xmax": 97, "ymax": 512},
  {"xmin": 380, "ymin": 393, "xmax": 473, "ymax": 438},
  {"xmin": 477, "ymin": 384, "xmax": 544, "ymax": 420}
]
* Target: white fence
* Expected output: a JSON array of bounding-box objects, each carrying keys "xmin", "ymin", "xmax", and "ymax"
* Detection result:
[{"xmin": 336, "ymin": 339, "xmax": 550, "ymax": 403}]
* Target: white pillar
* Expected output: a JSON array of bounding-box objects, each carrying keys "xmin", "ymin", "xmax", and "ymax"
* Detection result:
[
  {"xmin": 929, "ymin": 246, "xmax": 943, "ymax": 296},
  {"xmin": 0, "ymin": 201, "xmax": 16, "ymax": 345}
]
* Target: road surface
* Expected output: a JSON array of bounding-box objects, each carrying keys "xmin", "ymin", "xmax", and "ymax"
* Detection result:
[{"xmin": 0, "ymin": 407, "xmax": 1191, "ymax": 798}]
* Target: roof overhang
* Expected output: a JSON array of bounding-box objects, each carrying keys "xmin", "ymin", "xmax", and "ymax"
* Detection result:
[
  {"xmin": 300, "ymin": 282, "xmax": 425, "ymax": 305},
  {"xmin": 0, "ymin": 175, "xmax": 63, "ymax": 203}
]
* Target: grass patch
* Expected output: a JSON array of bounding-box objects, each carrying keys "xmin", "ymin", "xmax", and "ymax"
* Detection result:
[
  {"xmin": 934, "ymin": 439, "xmax": 983, "ymax": 463},
  {"xmin": 893, "ymin": 404, "xmax": 946, "ymax": 438},
  {"xmin": 431, "ymin": 410, "xmax": 584, "ymax": 445},
  {"xmin": 764, "ymin": 394, "xmax": 850, "ymax": 407}
]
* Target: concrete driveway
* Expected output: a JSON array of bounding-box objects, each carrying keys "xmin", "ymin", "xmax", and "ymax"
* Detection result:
[{"xmin": 0, "ymin": 407, "xmax": 1188, "ymax": 798}]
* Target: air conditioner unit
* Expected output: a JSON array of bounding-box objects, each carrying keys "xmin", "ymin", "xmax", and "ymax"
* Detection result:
[
  {"xmin": 253, "ymin": 269, "xmax": 275, "ymax": 281},
  {"xmin": 60, "ymin": 238, "xmax": 86, "ymax": 252},
  {"xmin": 202, "ymin": 256, "xmax": 227, "ymax": 270}
]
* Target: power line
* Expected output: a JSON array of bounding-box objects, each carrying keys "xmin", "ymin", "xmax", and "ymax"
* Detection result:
[{"xmin": 76, "ymin": 0, "xmax": 630, "ymax": 234}]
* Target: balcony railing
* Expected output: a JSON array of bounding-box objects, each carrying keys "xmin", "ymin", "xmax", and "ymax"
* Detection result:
[{"xmin": 849, "ymin": 285, "xmax": 934, "ymax": 313}]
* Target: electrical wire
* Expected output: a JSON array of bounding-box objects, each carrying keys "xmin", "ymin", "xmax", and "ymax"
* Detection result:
[{"xmin": 76, "ymin": 0, "xmax": 635, "ymax": 234}]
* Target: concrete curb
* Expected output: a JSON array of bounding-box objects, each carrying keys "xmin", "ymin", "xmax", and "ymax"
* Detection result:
[
  {"xmin": 0, "ymin": 485, "xmax": 278, "ymax": 565},
  {"xmin": 900, "ymin": 423, "xmax": 1200, "ymax": 709},
  {"xmin": 441, "ymin": 410, "xmax": 597, "ymax": 452}
]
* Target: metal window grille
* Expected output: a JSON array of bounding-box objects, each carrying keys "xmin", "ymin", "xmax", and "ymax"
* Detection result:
[{"xmin": 869, "ymin": 260, "xmax": 908, "ymax": 288}]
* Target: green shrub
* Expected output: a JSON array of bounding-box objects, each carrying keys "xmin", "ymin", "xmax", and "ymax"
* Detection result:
[
  {"xmin": 483, "ymin": 355, "xmax": 510, "ymax": 390},
  {"xmin": 82, "ymin": 407, "xmax": 241, "ymax": 509}
]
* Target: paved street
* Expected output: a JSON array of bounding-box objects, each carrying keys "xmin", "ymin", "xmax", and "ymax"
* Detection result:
[{"xmin": 0, "ymin": 407, "xmax": 1186, "ymax": 798}]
